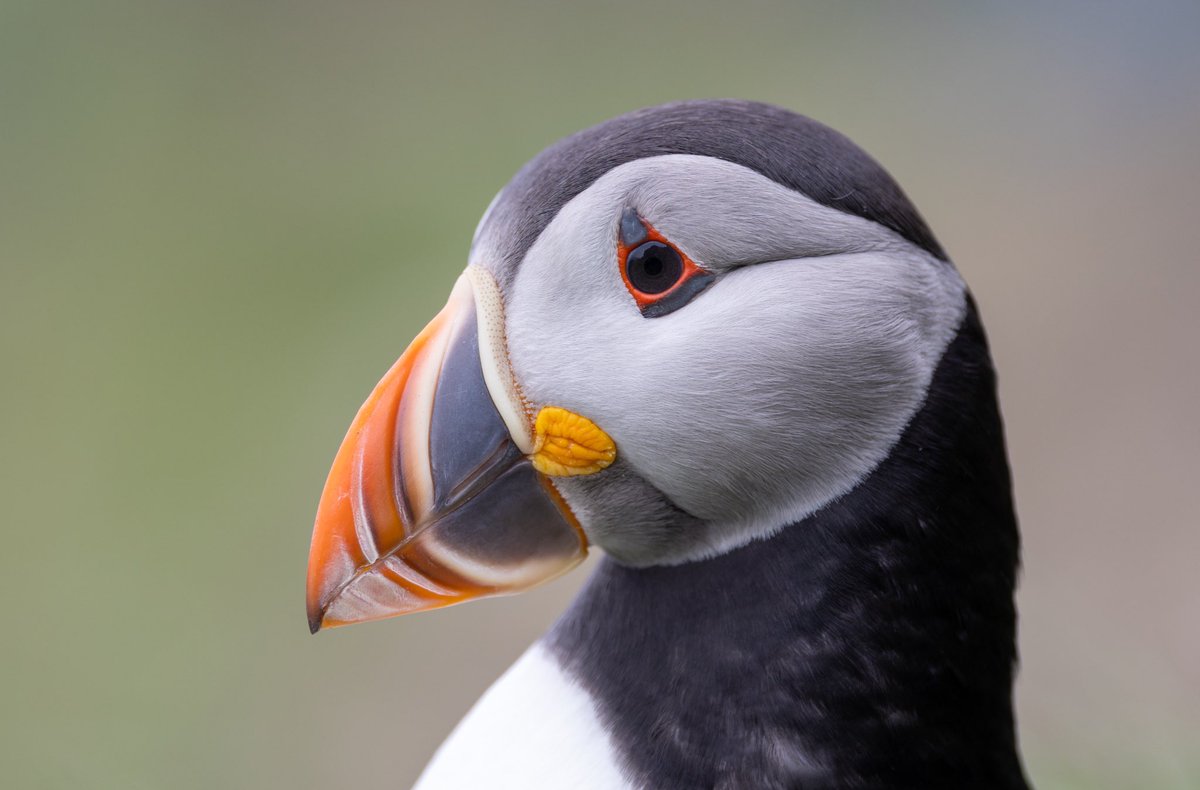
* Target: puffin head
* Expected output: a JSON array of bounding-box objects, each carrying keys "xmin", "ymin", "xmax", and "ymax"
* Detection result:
[{"xmin": 305, "ymin": 99, "xmax": 967, "ymax": 632}]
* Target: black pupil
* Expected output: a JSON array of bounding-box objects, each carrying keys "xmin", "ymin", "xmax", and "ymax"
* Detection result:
[{"xmin": 626, "ymin": 241, "xmax": 683, "ymax": 295}]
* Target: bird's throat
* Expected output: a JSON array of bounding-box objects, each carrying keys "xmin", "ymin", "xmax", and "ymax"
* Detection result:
[{"xmin": 546, "ymin": 300, "xmax": 1030, "ymax": 789}]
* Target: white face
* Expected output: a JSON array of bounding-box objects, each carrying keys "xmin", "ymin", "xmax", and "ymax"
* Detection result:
[{"xmin": 471, "ymin": 155, "xmax": 966, "ymax": 566}]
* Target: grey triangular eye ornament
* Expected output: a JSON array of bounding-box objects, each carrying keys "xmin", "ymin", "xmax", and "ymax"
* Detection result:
[{"xmin": 618, "ymin": 207, "xmax": 715, "ymax": 318}]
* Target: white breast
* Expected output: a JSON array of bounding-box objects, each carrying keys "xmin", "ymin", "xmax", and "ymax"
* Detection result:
[{"xmin": 414, "ymin": 643, "xmax": 631, "ymax": 790}]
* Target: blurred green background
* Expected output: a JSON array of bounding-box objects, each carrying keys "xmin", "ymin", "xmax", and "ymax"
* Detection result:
[{"xmin": 3, "ymin": 1, "xmax": 1198, "ymax": 787}]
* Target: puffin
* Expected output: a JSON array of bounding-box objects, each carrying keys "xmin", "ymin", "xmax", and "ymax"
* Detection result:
[{"xmin": 305, "ymin": 99, "xmax": 1029, "ymax": 789}]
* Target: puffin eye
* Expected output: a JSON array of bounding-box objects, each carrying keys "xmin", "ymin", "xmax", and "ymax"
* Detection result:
[
  {"xmin": 617, "ymin": 209, "xmax": 715, "ymax": 318},
  {"xmin": 625, "ymin": 241, "xmax": 683, "ymax": 295}
]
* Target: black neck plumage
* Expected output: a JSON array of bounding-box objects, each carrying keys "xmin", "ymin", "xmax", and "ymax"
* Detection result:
[{"xmin": 548, "ymin": 299, "xmax": 1029, "ymax": 789}]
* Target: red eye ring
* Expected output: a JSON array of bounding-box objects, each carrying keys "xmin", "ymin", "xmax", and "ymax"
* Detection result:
[{"xmin": 617, "ymin": 218, "xmax": 711, "ymax": 314}]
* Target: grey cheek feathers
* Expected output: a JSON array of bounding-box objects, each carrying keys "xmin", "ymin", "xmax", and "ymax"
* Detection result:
[{"xmin": 489, "ymin": 155, "xmax": 966, "ymax": 566}]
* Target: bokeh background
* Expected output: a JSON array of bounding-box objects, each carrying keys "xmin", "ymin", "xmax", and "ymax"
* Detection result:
[{"xmin": 3, "ymin": 1, "xmax": 1198, "ymax": 787}]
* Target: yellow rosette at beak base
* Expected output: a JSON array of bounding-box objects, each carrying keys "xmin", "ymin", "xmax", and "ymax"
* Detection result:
[{"xmin": 529, "ymin": 406, "xmax": 617, "ymax": 477}]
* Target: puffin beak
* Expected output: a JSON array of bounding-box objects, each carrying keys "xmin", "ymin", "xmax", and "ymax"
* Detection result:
[{"xmin": 305, "ymin": 269, "xmax": 613, "ymax": 632}]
